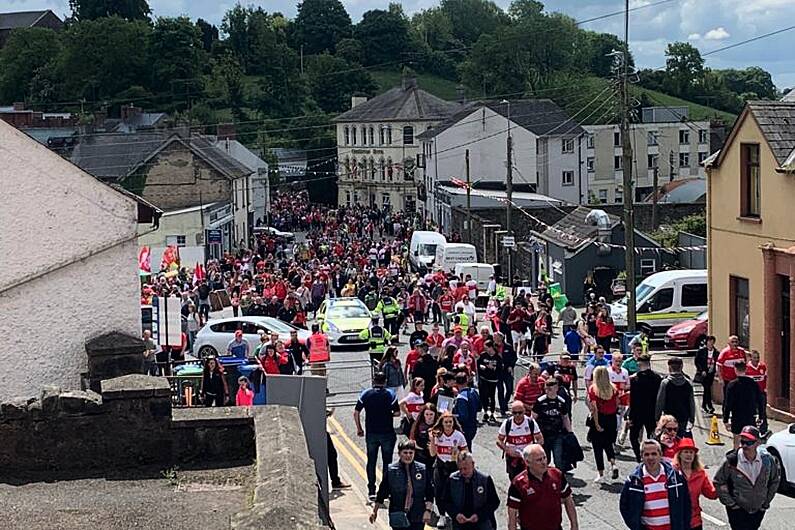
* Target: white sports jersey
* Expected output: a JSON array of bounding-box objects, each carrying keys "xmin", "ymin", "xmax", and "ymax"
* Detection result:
[
  {"xmin": 400, "ymin": 392, "xmax": 425, "ymax": 420},
  {"xmin": 498, "ymin": 416, "xmax": 540, "ymax": 453},
  {"xmin": 434, "ymin": 430, "xmax": 467, "ymax": 462}
]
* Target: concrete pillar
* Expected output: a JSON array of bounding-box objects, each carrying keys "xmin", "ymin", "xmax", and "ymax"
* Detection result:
[
  {"xmin": 85, "ymin": 332, "xmax": 145, "ymax": 393},
  {"xmin": 762, "ymin": 248, "xmax": 781, "ymax": 408}
]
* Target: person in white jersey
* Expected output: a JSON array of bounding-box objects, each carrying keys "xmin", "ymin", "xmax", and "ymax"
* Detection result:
[
  {"xmin": 497, "ymin": 400, "xmax": 544, "ymax": 480},
  {"xmin": 428, "ymin": 411, "xmax": 468, "ymax": 528}
]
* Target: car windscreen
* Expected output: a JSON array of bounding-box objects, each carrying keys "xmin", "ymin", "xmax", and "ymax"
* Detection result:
[
  {"xmin": 417, "ymin": 243, "xmax": 438, "ymax": 256},
  {"xmin": 327, "ymin": 305, "xmax": 370, "ymax": 319},
  {"xmin": 635, "ymin": 283, "xmax": 656, "ymax": 303}
]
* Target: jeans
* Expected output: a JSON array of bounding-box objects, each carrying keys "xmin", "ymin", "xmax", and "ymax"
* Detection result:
[
  {"xmin": 463, "ymin": 428, "xmax": 477, "ymax": 452},
  {"xmin": 499, "ymin": 370, "xmax": 514, "ymax": 413},
  {"xmin": 726, "ymin": 507, "xmax": 765, "ymax": 530},
  {"xmin": 199, "ymin": 302, "xmax": 210, "ymax": 321},
  {"xmin": 544, "ymin": 434, "xmax": 566, "ymax": 471},
  {"xmin": 365, "ymin": 431, "xmax": 396, "ymax": 494}
]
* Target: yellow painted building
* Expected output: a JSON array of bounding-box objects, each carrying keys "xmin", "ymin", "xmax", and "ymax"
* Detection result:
[{"xmin": 706, "ymin": 100, "xmax": 795, "ymax": 414}]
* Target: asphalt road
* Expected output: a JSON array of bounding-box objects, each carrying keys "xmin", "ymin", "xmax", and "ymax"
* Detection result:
[{"xmin": 325, "ymin": 323, "xmax": 795, "ymax": 530}]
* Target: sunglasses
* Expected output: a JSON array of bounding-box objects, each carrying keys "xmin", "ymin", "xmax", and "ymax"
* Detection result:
[
  {"xmin": 511, "ymin": 411, "xmax": 524, "ymax": 415},
  {"xmin": 741, "ymin": 439, "xmax": 756, "ymax": 447},
  {"xmin": 664, "ymin": 427, "xmax": 678, "ymax": 432}
]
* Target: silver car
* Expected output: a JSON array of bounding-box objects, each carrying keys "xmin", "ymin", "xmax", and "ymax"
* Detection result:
[{"xmin": 193, "ymin": 316, "xmax": 310, "ymax": 358}]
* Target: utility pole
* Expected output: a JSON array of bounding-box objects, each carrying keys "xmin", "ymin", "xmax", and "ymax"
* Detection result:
[
  {"xmin": 651, "ymin": 165, "xmax": 659, "ymax": 230},
  {"xmin": 502, "ymin": 100, "xmax": 514, "ymax": 286},
  {"xmin": 465, "ymin": 149, "xmax": 472, "ymax": 243},
  {"xmin": 620, "ymin": 0, "xmax": 637, "ymax": 333}
]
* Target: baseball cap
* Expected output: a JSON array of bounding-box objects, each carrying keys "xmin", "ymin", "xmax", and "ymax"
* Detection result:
[
  {"xmin": 675, "ymin": 437, "xmax": 698, "ymax": 453},
  {"xmin": 739, "ymin": 425, "xmax": 761, "ymax": 443}
]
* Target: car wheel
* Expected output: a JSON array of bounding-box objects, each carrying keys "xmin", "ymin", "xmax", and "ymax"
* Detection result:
[
  {"xmin": 768, "ymin": 448, "xmax": 790, "ymax": 493},
  {"xmin": 198, "ymin": 345, "xmax": 217, "ymax": 358}
]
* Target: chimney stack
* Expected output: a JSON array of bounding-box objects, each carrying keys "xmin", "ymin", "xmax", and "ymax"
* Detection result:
[
  {"xmin": 402, "ymin": 74, "xmax": 418, "ymax": 91},
  {"xmin": 217, "ymin": 122, "xmax": 237, "ymax": 141},
  {"xmin": 121, "ymin": 103, "xmax": 142, "ymax": 122},
  {"xmin": 456, "ymin": 84, "xmax": 466, "ymax": 104},
  {"xmin": 12, "ymin": 102, "xmax": 25, "ymax": 111},
  {"xmin": 351, "ymin": 96, "xmax": 368, "ymax": 109}
]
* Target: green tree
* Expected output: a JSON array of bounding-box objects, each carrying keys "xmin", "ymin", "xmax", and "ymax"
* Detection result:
[
  {"xmin": 664, "ymin": 41, "xmax": 704, "ymax": 98},
  {"xmin": 196, "ymin": 18, "xmax": 219, "ymax": 52},
  {"xmin": 439, "ymin": 0, "xmax": 509, "ymax": 46},
  {"xmin": 69, "ymin": 0, "xmax": 151, "ymax": 21},
  {"xmin": 720, "ymin": 67, "xmax": 777, "ymax": 100},
  {"xmin": 0, "ymin": 28, "xmax": 62, "ymax": 103},
  {"xmin": 57, "ymin": 17, "xmax": 151, "ymax": 101},
  {"xmin": 460, "ymin": 28, "xmax": 528, "ymax": 97},
  {"xmin": 207, "ymin": 52, "xmax": 245, "ymax": 110},
  {"xmin": 508, "ymin": 0, "xmax": 544, "ymax": 21},
  {"xmin": 335, "ymin": 38, "xmax": 364, "ymax": 64},
  {"xmin": 149, "ymin": 17, "xmax": 205, "ymax": 94},
  {"xmin": 292, "ymin": 0, "xmax": 352, "ymax": 55},
  {"xmin": 355, "ymin": 6, "xmax": 411, "ymax": 66},
  {"xmin": 306, "ymin": 54, "xmax": 376, "ymax": 113}
]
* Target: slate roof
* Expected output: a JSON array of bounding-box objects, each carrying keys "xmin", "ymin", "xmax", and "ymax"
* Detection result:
[
  {"xmin": 70, "ymin": 132, "xmax": 252, "ymax": 182},
  {"xmin": 334, "ymin": 81, "xmax": 459, "ymax": 123},
  {"xmin": 536, "ymin": 206, "xmax": 620, "ymax": 251},
  {"xmin": 418, "ymin": 99, "xmax": 583, "ymax": 140},
  {"xmin": 0, "ymin": 10, "xmax": 50, "ymax": 29},
  {"xmin": 748, "ymin": 101, "xmax": 795, "ymax": 165}
]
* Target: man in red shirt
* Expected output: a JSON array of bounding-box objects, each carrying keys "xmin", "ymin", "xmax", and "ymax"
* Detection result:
[
  {"xmin": 514, "ymin": 363, "xmax": 546, "ymax": 411},
  {"xmin": 746, "ymin": 349, "xmax": 769, "ymax": 435},
  {"xmin": 508, "ymin": 444, "xmax": 578, "ymax": 530},
  {"xmin": 716, "ymin": 335, "xmax": 747, "ymax": 405},
  {"xmin": 438, "ymin": 289, "xmax": 455, "ymax": 331}
]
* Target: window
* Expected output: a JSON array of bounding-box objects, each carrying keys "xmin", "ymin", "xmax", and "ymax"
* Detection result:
[
  {"xmin": 403, "ymin": 126, "xmax": 414, "ymax": 145},
  {"xmin": 648, "ymin": 154, "xmax": 659, "ymax": 169},
  {"xmin": 361, "ymin": 126, "xmax": 367, "ymax": 145},
  {"xmin": 561, "ymin": 138, "xmax": 574, "ymax": 153},
  {"xmin": 210, "ymin": 321, "xmax": 241, "ymax": 333},
  {"xmin": 614, "ymin": 155, "xmax": 623, "ymax": 170},
  {"xmin": 369, "ymin": 158, "xmax": 375, "ymax": 180},
  {"xmin": 639, "ymin": 259, "xmax": 656, "ymax": 276},
  {"xmin": 387, "ymin": 158, "xmax": 393, "ymax": 181},
  {"xmin": 369, "ymin": 126, "xmax": 375, "ymax": 145},
  {"xmin": 344, "ymin": 126, "xmax": 350, "ymax": 145},
  {"xmin": 598, "ymin": 189, "xmax": 608, "ymax": 203},
  {"xmin": 562, "ymin": 170, "xmax": 574, "ymax": 186},
  {"xmin": 351, "ymin": 127, "xmax": 357, "ymax": 145},
  {"xmin": 587, "ymin": 157, "xmax": 595, "ymax": 172},
  {"xmin": 379, "ymin": 126, "xmax": 385, "ymax": 145},
  {"xmin": 345, "ymin": 191, "xmax": 351, "ymax": 206},
  {"xmin": 730, "ymin": 276, "xmax": 750, "ymax": 348},
  {"xmin": 386, "ymin": 126, "xmax": 393, "ymax": 145},
  {"xmin": 681, "ymin": 283, "xmax": 707, "ymax": 307},
  {"xmin": 698, "ymin": 152, "xmax": 708, "ymax": 165},
  {"xmin": 382, "ymin": 193, "xmax": 391, "ymax": 205},
  {"xmin": 615, "ymin": 187, "xmax": 623, "ymax": 203},
  {"xmin": 353, "ymin": 191, "xmax": 359, "ymax": 204},
  {"xmin": 351, "ymin": 159, "xmax": 359, "ymax": 179},
  {"xmin": 699, "ymin": 129, "xmax": 708, "ymax": 144},
  {"xmin": 679, "ymin": 130, "xmax": 689, "ymax": 144},
  {"xmin": 639, "ymin": 287, "xmax": 673, "ymax": 313},
  {"xmin": 166, "ymin": 235, "xmax": 186, "ymax": 247},
  {"xmin": 586, "ymin": 134, "xmax": 594, "ymax": 149},
  {"xmin": 647, "ymin": 131, "xmax": 658, "ymax": 146},
  {"xmin": 614, "ymin": 131, "xmax": 621, "ymax": 146},
  {"xmin": 741, "ymin": 143, "xmax": 761, "ymax": 218},
  {"xmin": 679, "ymin": 152, "xmax": 690, "ymax": 168},
  {"xmin": 379, "ymin": 158, "xmax": 385, "ymax": 180}
]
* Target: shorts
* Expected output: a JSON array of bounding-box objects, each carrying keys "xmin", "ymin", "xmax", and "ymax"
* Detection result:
[{"xmin": 511, "ymin": 331, "xmax": 523, "ymax": 344}]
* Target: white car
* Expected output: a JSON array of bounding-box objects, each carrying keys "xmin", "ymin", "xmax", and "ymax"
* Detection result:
[
  {"xmin": 253, "ymin": 226, "xmax": 295, "ymax": 240},
  {"xmin": 193, "ymin": 316, "xmax": 310, "ymax": 358},
  {"xmin": 763, "ymin": 424, "xmax": 795, "ymax": 491},
  {"xmin": 316, "ymin": 297, "xmax": 373, "ymax": 348}
]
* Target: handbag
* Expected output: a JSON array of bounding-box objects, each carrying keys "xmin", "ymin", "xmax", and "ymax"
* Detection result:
[{"xmin": 388, "ymin": 511, "xmax": 411, "ymax": 528}]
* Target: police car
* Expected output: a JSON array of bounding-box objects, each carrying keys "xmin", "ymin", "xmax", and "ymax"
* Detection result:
[{"xmin": 317, "ymin": 298, "xmax": 372, "ymax": 348}]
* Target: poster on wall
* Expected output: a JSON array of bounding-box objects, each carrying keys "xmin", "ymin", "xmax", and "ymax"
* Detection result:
[{"xmin": 155, "ymin": 296, "xmax": 183, "ymax": 347}]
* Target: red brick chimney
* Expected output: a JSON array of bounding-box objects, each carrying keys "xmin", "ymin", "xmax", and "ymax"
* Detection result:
[{"xmin": 217, "ymin": 123, "xmax": 236, "ymax": 140}]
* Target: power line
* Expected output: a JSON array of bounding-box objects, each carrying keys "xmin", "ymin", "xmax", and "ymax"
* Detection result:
[{"xmin": 575, "ymin": 0, "xmax": 679, "ymax": 26}]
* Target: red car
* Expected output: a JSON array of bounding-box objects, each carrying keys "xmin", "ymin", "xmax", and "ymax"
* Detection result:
[{"xmin": 664, "ymin": 310, "xmax": 708, "ymax": 351}]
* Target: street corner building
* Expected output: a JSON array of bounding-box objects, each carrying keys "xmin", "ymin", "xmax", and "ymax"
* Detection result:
[
  {"xmin": 705, "ymin": 100, "xmax": 795, "ymax": 416},
  {"xmin": 0, "ymin": 120, "xmax": 158, "ymax": 400}
]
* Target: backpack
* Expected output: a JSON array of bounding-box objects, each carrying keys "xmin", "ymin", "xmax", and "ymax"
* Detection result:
[{"xmin": 500, "ymin": 417, "xmax": 535, "ymax": 459}]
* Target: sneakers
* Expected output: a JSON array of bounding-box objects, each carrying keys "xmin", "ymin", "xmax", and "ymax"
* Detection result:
[
  {"xmin": 368, "ymin": 493, "xmax": 377, "ymax": 502},
  {"xmin": 618, "ymin": 430, "xmax": 628, "ymax": 446},
  {"xmin": 594, "ymin": 473, "xmax": 604, "ymax": 483},
  {"xmin": 611, "ymin": 466, "xmax": 619, "ymax": 480},
  {"xmin": 332, "ymin": 481, "xmax": 351, "ymax": 489},
  {"xmin": 436, "ymin": 515, "xmax": 448, "ymax": 528}
]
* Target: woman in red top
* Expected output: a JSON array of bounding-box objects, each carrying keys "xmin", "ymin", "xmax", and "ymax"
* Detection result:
[
  {"xmin": 655, "ymin": 414, "xmax": 682, "ymax": 463},
  {"xmin": 595, "ymin": 311, "xmax": 616, "ymax": 352},
  {"xmin": 259, "ymin": 344, "xmax": 285, "ymax": 375},
  {"xmin": 673, "ymin": 438, "xmax": 717, "ymax": 530},
  {"xmin": 587, "ymin": 365, "xmax": 619, "ymax": 482}
]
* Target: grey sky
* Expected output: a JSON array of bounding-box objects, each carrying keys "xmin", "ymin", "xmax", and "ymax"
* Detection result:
[{"xmin": 3, "ymin": 0, "xmax": 794, "ymax": 88}]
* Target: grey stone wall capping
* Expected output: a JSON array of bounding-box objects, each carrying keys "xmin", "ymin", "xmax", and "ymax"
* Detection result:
[
  {"xmin": 171, "ymin": 406, "xmax": 255, "ymax": 429},
  {"xmin": 85, "ymin": 331, "xmax": 145, "ymax": 357},
  {"xmin": 101, "ymin": 374, "xmax": 171, "ymax": 400}
]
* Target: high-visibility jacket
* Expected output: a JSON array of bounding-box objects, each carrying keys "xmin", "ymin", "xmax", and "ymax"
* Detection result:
[
  {"xmin": 376, "ymin": 297, "xmax": 400, "ymax": 318},
  {"xmin": 455, "ymin": 312, "xmax": 470, "ymax": 330},
  {"xmin": 308, "ymin": 333, "xmax": 330, "ymax": 363},
  {"xmin": 495, "ymin": 285, "xmax": 507, "ymax": 302},
  {"xmin": 359, "ymin": 326, "xmax": 392, "ymax": 353}
]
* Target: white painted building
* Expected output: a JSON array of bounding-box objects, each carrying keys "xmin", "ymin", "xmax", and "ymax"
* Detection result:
[
  {"xmin": 418, "ymin": 99, "xmax": 586, "ymax": 225},
  {"xmin": 584, "ymin": 108, "xmax": 711, "ymax": 204},
  {"xmin": 334, "ymin": 76, "xmax": 459, "ymax": 210},
  {"xmin": 0, "ymin": 120, "xmax": 153, "ymax": 400},
  {"xmin": 213, "ymin": 138, "xmax": 270, "ymax": 228}
]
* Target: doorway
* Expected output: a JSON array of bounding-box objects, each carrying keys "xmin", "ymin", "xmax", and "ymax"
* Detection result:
[{"xmin": 781, "ymin": 275, "xmax": 790, "ymax": 403}]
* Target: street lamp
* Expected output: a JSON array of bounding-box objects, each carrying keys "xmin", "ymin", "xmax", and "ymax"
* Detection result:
[{"xmin": 500, "ymin": 99, "xmax": 514, "ymax": 285}]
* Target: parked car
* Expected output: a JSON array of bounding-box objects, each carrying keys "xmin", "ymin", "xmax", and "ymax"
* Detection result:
[
  {"xmin": 763, "ymin": 423, "xmax": 795, "ymax": 492},
  {"xmin": 253, "ymin": 226, "xmax": 295, "ymax": 240},
  {"xmin": 193, "ymin": 316, "xmax": 310, "ymax": 358},
  {"xmin": 664, "ymin": 310, "xmax": 708, "ymax": 351},
  {"xmin": 317, "ymin": 297, "xmax": 372, "ymax": 348}
]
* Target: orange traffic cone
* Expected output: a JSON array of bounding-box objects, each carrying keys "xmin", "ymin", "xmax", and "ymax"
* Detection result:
[{"xmin": 705, "ymin": 415, "xmax": 724, "ymax": 445}]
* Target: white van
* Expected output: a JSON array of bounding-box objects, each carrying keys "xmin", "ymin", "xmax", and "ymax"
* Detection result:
[
  {"xmin": 454, "ymin": 263, "xmax": 495, "ymax": 291},
  {"xmin": 611, "ymin": 269, "xmax": 708, "ymax": 337},
  {"xmin": 409, "ymin": 231, "xmax": 447, "ymax": 272},
  {"xmin": 434, "ymin": 243, "xmax": 477, "ymax": 273}
]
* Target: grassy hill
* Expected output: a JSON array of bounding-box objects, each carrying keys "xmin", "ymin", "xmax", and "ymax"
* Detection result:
[{"xmin": 371, "ymin": 70, "xmax": 736, "ymax": 126}]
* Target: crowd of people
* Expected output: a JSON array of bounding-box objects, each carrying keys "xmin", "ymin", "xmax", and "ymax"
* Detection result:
[{"xmin": 137, "ymin": 191, "xmax": 781, "ymax": 530}]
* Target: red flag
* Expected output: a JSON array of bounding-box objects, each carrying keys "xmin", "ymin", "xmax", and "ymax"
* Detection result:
[
  {"xmin": 138, "ymin": 246, "xmax": 151, "ymax": 273},
  {"xmin": 161, "ymin": 245, "xmax": 180, "ymax": 271},
  {"xmin": 193, "ymin": 263, "xmax": 205, "ymax": 284}
]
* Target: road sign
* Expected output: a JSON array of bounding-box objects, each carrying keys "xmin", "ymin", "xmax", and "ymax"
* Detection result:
[
  {"xmin": 206, "ymin": 229, "xmax": 222, "ymax": 245},
  {"xmin": 502, "ymin": 236, "xmax": 515, "ymax": 248}
]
